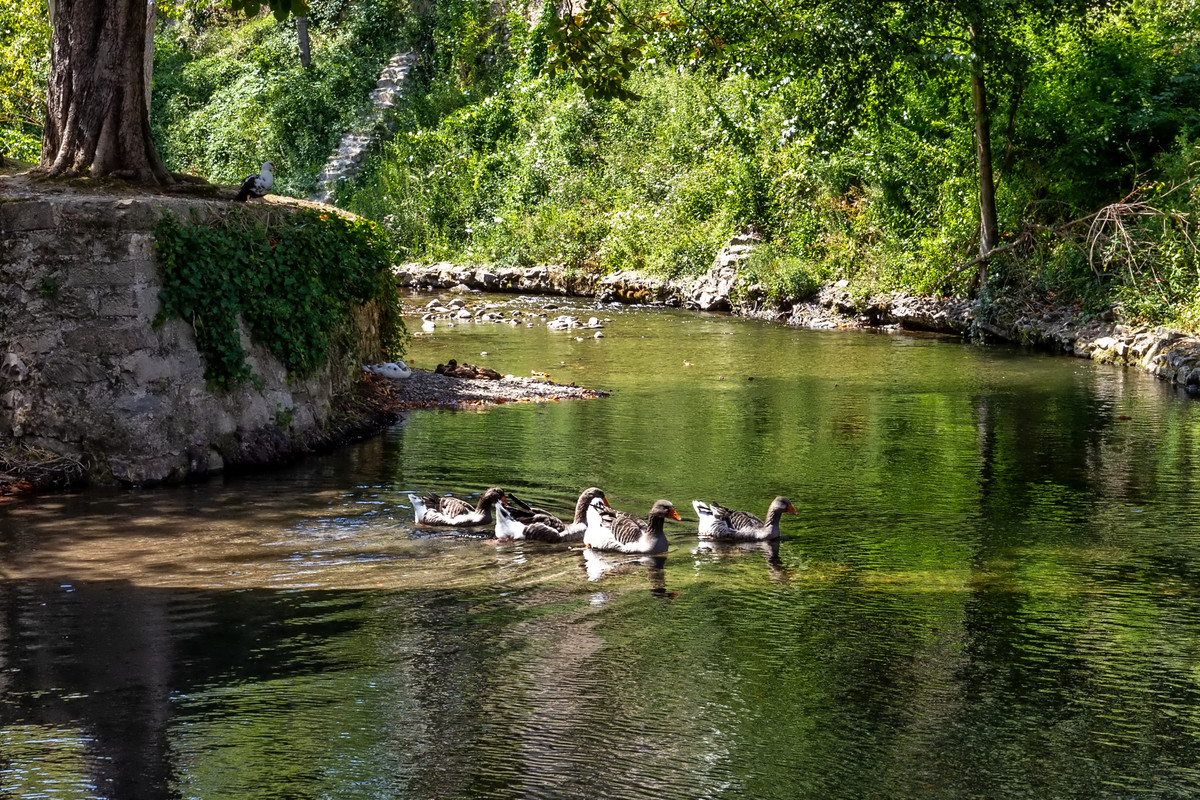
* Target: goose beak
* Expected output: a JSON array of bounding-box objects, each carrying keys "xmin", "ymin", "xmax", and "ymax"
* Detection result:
[
  {"xmin": 669, "ymin": 508, "xmax": 682, "ymax": 521},
  {"xmin": 786, "ymin": 503, "xmax": 797, "ymax": 515}
]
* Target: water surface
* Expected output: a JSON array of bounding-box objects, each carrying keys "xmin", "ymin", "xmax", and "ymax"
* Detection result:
[{"xmin": 3, "ymin": 295, "xmax": 1200, "ymax": 799}]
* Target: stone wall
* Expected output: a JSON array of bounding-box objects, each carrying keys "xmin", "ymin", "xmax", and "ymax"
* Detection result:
[{"xmin": 0, "ymin": 192, "xmax": 381, "ymax": 485}]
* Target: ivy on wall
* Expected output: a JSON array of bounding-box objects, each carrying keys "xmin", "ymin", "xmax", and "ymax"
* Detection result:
[{"xmin": 154, "ymin": 207, "xmax": 407, "ymax": 389}]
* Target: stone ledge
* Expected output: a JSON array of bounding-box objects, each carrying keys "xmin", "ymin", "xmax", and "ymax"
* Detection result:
[{"xmin": 1, "ymin": 189, "xmax": 385, "ymax": 487}]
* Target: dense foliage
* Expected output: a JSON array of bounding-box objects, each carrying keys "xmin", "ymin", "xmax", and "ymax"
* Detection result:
[
  {"xmin": 0, "ymin": 0, "xmax": 49, "ymax": 162},
  {"xmin": 155, "ymin": 207, "xmax": 406, "ymax": 388},
  {"xmin": 351, "ymin": 0, "xmax": 1200, "ymax": 326},
  {"xmin": 151, "ymin": 0, "xmax": 404, "ymax": 195},
  {"xmin": 3, "ymin": 0, "xmax": 1198, "ymax": 328}
]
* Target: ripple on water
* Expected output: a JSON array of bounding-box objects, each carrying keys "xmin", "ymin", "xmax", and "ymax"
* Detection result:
[{"xmin": 6, "ymin": 300, "xmax": 1200, "ymax": 798}]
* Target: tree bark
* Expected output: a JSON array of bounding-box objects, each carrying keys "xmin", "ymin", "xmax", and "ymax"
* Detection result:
[
  {"xmin": 970, "ymin": 62, "xmax": 999, "ymax": 277},
  {"xmin": 144, "ymin": 0, "xmax": 156, "ymax": 111},
  {"xmin": 971, "ymin": 71, "xmax": 998, "ymax": 255},
  {"xmin": 40, "ymin": 0, "xmax": 172, "ymax": 185},
  {"xmin": 297, "ymin": 15, "xmax": 311, "ymax": 68}
]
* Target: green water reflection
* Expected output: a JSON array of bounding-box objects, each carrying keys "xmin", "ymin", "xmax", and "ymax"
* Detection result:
[{"xmin": 2, "ymin": 295, "xmax": 1199, "ymax": 799}]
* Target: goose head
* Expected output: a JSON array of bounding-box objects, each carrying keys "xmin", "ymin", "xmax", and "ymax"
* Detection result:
[
  {"xmin": 477, "ymin": 487, "xmax": 507, "ymax": 509},
  {"xmin": 574, "ymin": 487, "xmax": 610, "ymax": 521},
  {"xmin": 769, "ymin": 496, "xmax": 798, "ymax": 520},
  {"xmin": 648, "ymin": 500, "xmax": 682, "ymax": 522}
]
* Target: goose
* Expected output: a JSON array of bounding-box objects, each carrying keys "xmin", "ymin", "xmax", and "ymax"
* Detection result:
[
  {"xmin": 505, "ymin": 487, "xmax": 611, "ymax": 541},
  {"xmin": 692, "ymin": 496, "xmax": 797, "ymax": 541},
  {"xmin": 584, "ymin": 498, "xmax": 679, "ymax": 554},
  {"xmin": 234, "ymin": 161, "xmax": 274, "ymax": 202},
  {"xmin": 495, "ymin": 499, "xmax": 569, "ymax": 542},
  {"xmin": 365, "ymin": 361, "xmax": 412, "ymax": 380},
  {"xmin": 410, "ymin": 487, "xmax": 505, "ymax": 527}
]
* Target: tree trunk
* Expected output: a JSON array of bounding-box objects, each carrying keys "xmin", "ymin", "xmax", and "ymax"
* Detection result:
[
  {"xmin": 40, "ymin": 0, "xmax": 172, "ymax": 185},
  {"xmin": 971, "ymin": 71, "xmax": 998, "ymax": 257},
  {"xmin": 969, "ymin": 63, "xmax": 999, "ymax": 288},
  {"xmin": 297, "ymin": 15, "xmax": 311, "ymax": 68},
  {"xmin": 144, "ymin": 0, "xmax": 156, "ymax": 111}
]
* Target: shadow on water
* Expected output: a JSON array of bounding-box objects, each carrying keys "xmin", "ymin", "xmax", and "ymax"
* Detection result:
[{"xmin": 0, "ymin": 579, "xmax": 366, "ymax": 799}]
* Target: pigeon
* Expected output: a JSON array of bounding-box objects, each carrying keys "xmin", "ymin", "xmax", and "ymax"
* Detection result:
[{"xmin": 234, "ymin": 161, "xmax": 274, "ymax": 202}]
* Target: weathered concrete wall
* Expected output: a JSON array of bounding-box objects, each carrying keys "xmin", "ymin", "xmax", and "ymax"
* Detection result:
[{"xmin": 0, "ymin": 193, "xmax": 381, "ymax": 485}]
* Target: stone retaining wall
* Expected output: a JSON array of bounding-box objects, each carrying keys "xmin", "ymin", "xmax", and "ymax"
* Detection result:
[
  {"xmin": 0, "ymin": 192, "xmax": 381, "ymax": 485},
  {"xmin": 394, "ymin": 261, "xmax": 1200, "ymax": 395}
]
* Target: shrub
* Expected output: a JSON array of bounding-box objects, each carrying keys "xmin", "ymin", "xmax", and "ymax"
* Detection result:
[{"xmin": 155, "ymin": 208, "xmax": 406, "ymax": 389}]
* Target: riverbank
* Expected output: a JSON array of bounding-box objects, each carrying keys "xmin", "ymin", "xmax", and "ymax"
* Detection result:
[
  {"xmin": 363, "ymin": 366, "xmax": 608, "ymax": 410},
  {"xmin": 396, "ymin": 262, "xmax": 1200, "ymax": 395},
  {"xmin": 0, "ymin": 368, "xmax": 605, "ymax": 501}
]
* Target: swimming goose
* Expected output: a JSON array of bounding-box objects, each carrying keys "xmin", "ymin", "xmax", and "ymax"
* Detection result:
[
  {"xmin": 495, "ymin": 500, "xmax": 569, "ymax": 542},
  {"xmin": 505, "ymin": 487, "xmax": 611, "ymax": 541},
  {"xmin": 692, "ymin": 496, "xmax": 797, "ymax": 541},
  {"xmin": 410, "ymin": 487, "xmax": 505, "ymax": 527},
  {"xmin": 584, "ymin": 498, "xmax": 680, "ymax": 554}
]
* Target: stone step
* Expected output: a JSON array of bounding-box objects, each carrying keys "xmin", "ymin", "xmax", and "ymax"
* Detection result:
[{"xmin": 310, "ymin": 50, "xmax": 417, "ymax": 204}]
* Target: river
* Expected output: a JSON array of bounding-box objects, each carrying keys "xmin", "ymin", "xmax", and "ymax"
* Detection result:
[{"xmin": 2, "ymin": 294, "xmax": 1199, "ymax": 799}]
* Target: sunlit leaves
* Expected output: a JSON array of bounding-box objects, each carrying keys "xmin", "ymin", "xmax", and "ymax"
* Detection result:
[
  {"xmin": 0, "ymin": 0, "xmax": 50, "ymax": 161},
  {"xmin": 542, "ymin": 1, "xmax": 661, "ymax": 101},
  {"xmin": 230, "ymin": 0, "xmax": 310, "ymax": 22}
]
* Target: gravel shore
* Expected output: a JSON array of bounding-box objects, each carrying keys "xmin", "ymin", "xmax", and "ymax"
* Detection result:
[{"xmin": 363, "ymin": 367, "xmax": 608, "ymax": 412}]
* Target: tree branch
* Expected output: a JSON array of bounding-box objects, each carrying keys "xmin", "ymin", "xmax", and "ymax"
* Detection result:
[{"xmin": 939, "ymin": 186, "xmax": 1147, "ymax": 291}]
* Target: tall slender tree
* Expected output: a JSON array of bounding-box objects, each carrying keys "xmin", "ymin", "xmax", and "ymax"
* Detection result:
[{"xmin": 546, "ymin": 0, "xmax": 1111, "ymax": 279}]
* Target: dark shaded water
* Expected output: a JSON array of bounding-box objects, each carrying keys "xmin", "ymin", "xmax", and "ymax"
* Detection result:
[{"xmin": 3, "ymin": 295, "xmax": 1200, "ymax": 799}]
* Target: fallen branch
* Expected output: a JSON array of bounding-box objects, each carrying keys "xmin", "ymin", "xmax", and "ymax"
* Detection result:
[
  {"xmin": 940, "ymin": 228, "xmax": 1036, "ymax": 288},
  {"xmin": 0, "ymin": 444, "xmax": 85, "ymax": 495},
  {"xmin": 940, "ymin": 185, "xmax": 1158, "ymax": 291}
]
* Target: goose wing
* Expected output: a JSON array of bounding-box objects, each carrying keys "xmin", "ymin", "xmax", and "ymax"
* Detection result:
[
  {"xmin": 426, "ymin": 493, "xmax": 474, "ymax": 518},
  {"xmin": 714, "ymin": 504, "xmax": 764, "ymax": 532},
  {"xmin": 521, "ymin": 522, "xmax": 568, "ymax": 542},
  {"xmin": 609, "ymin": 512, "xmax": 650, "ymax": 545},
  {"xmin": 505, "ymin": 493, "xmax": 565, "ymax": 528},
  {"xmin": 530, "ymin": 513, "xmax": 567, "ymax": 532}
]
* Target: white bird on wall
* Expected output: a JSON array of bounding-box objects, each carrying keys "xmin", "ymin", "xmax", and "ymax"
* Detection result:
[{"xmin": 234, "ymin": 161, "xmax": 274, "ymax": 202}]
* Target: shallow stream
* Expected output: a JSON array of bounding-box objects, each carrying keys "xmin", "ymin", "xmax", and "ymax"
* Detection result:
[{"xmin": 3, "ymin": 295, "xmax": 1200, "ymax": 798}]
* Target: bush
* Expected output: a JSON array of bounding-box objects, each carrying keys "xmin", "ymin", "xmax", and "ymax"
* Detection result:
[
  {"xmin": 0, "ymin": 0, "xmax": 50, "ymax": 162},
  {"xmin": 151, "ymin": 0, "xmax": 403, "ymax": 194},
  {"xmin": 740, "ymin": 242, "xmax": 824, "ymax": 302}
]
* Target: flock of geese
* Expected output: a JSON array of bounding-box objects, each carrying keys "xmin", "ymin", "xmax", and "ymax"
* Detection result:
[{"xmin": 408, "ymin": 487, "xmax": 797, "ymax": 554}]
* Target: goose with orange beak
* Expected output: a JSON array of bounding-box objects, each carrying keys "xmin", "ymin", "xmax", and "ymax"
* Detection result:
[{"xmin": 584, "ymin": 498, "xmax": 680, "ymax": 554}]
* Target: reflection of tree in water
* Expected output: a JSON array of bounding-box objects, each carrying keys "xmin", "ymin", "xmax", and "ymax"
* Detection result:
[{"xmin": 0, "ymin": 580, "xmax": 374, "ymax": 799}]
